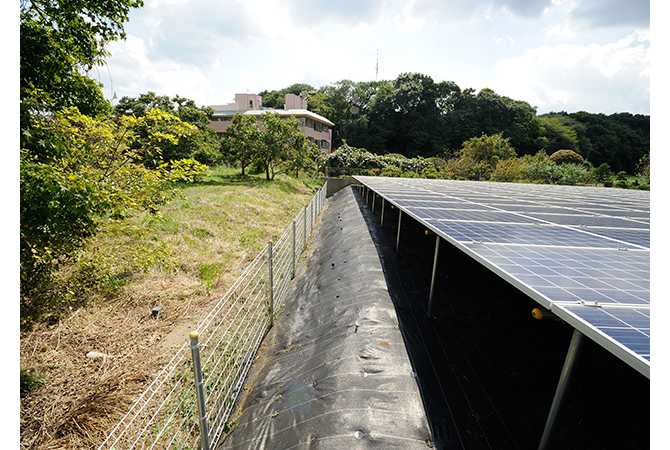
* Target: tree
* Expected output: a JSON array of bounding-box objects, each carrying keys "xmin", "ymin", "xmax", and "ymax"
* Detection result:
[
  {"xmin": 454, "ymin": 133, "xmax": 517, "ymax": 180},
  {"xmin": 220, "ymin": 114, "xmax": 264, "ymax": 176},
  {"xmin": 536, "ymin": 116, "xmax": 579, "ymax": 153},
  {"xmin": 320, "ymin": 80, "xmax": 357, "ymax": 147},
  {"xmin": 636, "ymin": 153, "xmax": 650, "ymax": 185},
  {"xmin": 259, "ymin": 113, "xmax": 311, "ymax": 180},
  {"xmin": 20, "ymin": 0, "xmax": 143, "ymax": 116},
  {"xmin": 21, "ymin": 107, "xmax": 207, "ymax": 328},
  {"xmin": 114, "ymin": 92, "xmax": 221, "ymax": 165}
]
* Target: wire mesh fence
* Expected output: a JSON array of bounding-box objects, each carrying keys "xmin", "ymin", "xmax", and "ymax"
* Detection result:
[{"xmin": 98, "ymin": 183, "xmax": 327, "ymax": 450}]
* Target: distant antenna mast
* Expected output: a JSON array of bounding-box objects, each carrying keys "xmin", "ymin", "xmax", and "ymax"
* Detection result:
[{"xmin": 375, "ymin": 49, "xmax": 379, "ymax": 81}]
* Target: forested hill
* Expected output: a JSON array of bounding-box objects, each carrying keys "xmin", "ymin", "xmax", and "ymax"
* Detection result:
[{"xmin": 260, "ymin": 74, "xmax": 649, "ymax": 174}]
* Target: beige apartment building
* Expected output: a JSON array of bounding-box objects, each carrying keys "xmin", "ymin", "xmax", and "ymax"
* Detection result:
[{"xmin": 209, "ymin": 93, "xmax": 334, "ymax": 152}]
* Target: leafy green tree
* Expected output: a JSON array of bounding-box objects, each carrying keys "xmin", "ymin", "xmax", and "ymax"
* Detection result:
[
  {"xmin": 391, "ymin": 73, "xmax": 442, "ymax": 157},
  {"xmin": 258, "ymin": 83, "xmax": 315, "ymax": 109},
  {"xmin": 221, "ymin": 114, "xmax": 264, "ymax": 176},
  {"xmin": 20, "ymin": 0, "xmax": 143, "ymax": 116},
  {"xmin": 114, "ymin": 92, "xmax": 221, "ymax": 165},
  {"xmin": 537, "ymin": 116, "xmax": 579, "ymax": 153},
  {"xmin": 258, "ymin": 113, "xmax": 316, "ymax": 180},
  {"xmin": 320, "ymin": 80, "xmax": 358, "ymax": 147},
  {"xmin": 451, "ymin": 133, "xmax": 517, "ymax": 181},
  {"xmin": 636, "ymin": 153, "xmax": 650, "ymax": 186},
  {"xmin": 21, "ymin": 107, "xmax": 207, "ymax": 328}
]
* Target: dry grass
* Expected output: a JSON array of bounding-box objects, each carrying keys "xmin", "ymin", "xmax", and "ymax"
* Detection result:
[{"xmin": 19, "ymin": 167, "xmax": 323, "ymax": 449}]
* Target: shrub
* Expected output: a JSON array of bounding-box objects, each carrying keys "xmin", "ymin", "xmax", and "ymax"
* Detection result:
[
  {"xmin": 549, "ymin": 149, "xmax": 584, "ymax": 165},
  {"xmin": 591, "ymin": 163, "xmax": 612, "ymax": 183},
  {"xmin": 554, "ymin": 163, "xmax": 589, "ymax": 185},
  {"xmin": 381, "ymin": 165, "xmax": 402, "ymax": 177},
  {"xmin": 421, "ymin": 167, "xmax": 441, "ymax": 179},
  {"xmin": 491, "ymin": 158, "xmax": 525, "ymax": 182}
]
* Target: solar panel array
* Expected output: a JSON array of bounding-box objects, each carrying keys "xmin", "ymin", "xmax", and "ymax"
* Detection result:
[{"xmin": 354, "ymin": 176, "xmax": 650, "ymax": 377}]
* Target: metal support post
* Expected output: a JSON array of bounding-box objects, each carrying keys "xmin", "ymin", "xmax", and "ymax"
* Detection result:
[
  {"xmin": 427, "ymin": 235, "xmax": 441, "ymax": 318},
  {"xmin": 537, "ymin": 329, "xmax": 585, "ymax": 450},
  {"xmin": 268, "ymin": 241, "xmax": 274, "ymax": 327},
  {"xmin": 381, "ymin": 198, "xmax": 385, "ymax": 226},
  {"xmin": 303, "ymin": 205, "xmax": 307, "ymax": 247},
  {"xmin": 396, "ymin": 210, "xmax": 403, "ymax": 255},
  {"xmin": 291, "ymin": 220, "xmax": 296, "ymax": 279},
  {"xmin": 189, "ymin": 332, "xmax": 211, "ymax": 450},
  {"xmin": 372, "ymin": 193, "xmax": 376, "ymax": 213},
  {"xmin": 366, "ymin": 187, "xmax": 370, "ymax": 204}
]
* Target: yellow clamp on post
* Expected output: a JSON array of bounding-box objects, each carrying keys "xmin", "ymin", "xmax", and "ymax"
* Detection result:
[
  {"xmin": 190, "ymin": 331, "xmax": 199, "ymax": 338},
  {"xmin": 532, "ymin": 308, "xmax": 543, "ymax": 320}
]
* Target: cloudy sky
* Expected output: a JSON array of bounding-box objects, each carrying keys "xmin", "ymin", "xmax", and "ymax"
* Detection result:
[{"xmin": 98, "ymin": 0, "xmax": 651, "ymax": 115}]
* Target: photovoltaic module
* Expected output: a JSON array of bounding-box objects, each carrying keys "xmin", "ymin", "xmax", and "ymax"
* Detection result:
[{"xmin": 354, "ymin": 176, "xmax": 650, "ymax": 377}]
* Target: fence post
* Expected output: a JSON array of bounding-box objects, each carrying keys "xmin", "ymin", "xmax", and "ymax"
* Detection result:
[
  {"xmin": 309, "ymin": 201, "xmax": 313, "ymax": 235},
  {"xmin": 268, "ymin": 241, "xmax": 274, "ymax": 327},
  {"xmin": 189, "ymin": 332, "xmax": 211, "ymax": 450},
  {"xmin": 303, "ymin": 205, "xmax": 307, "ymax": 248},
  {"xmin": 292, "ymin": 220, "xmax": 296, "ymax": 279}
]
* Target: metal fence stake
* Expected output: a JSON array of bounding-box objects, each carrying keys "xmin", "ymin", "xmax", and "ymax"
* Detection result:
[
  {"xmin": 303, "ymin": 205, "xmax": 307, "ymax": 248},
  {"xmin": 189, "ymin": 331, "xmax": 211, "ymax": 450},
  {"xmin": 268, "ymin": 240, "xmax": 274, "ymax": 327},
  {"xmin": 292, "ymin": 220, "xmax": 296, "ymax": 279}
]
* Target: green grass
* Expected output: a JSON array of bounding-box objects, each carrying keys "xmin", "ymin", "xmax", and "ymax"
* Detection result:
[{"xmin": 71, "ymin": 166, "xmax": 324, "ymax": 301}]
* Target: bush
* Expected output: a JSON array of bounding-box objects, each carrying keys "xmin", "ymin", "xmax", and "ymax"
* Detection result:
[
  {"xmin": 491, "ymin": 158, "xmax": 525, "ymax": 182},
  {"xmin": 548, "ymin": 149, "xmax": 584, "ymax": 165},
  {"xmin": 421, "ymin": 167, "xmax": 441, "ymax": 179},
  {"xmin": 554, "ymin": 163, "xmax": 589, "ymax": 185},
  {"xmin": 591, "ymin": 163, "xmax": 612, "ymax": 183},
  {"xmin": 381, "ymin": 165, "xmax": 402, "ymax": 177}
]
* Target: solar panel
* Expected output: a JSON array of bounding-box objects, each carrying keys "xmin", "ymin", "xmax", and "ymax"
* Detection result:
[{"xmin": 354, "ymin": 176, "xmax": 651, "ymax": 377}]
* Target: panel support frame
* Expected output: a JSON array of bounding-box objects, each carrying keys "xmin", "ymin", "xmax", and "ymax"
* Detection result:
[
  {"xmin": 427, "ymin": 235, "xmax": 441, "ymax": 318},
  {"xmin": 537, "ymin": 328, "xmax": 585, "ymax": 450}
]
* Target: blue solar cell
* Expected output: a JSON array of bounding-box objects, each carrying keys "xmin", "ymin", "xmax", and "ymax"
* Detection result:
[
  {"xmin": 584, "ymin": 228, "xmax": 650, "ymax": 249},
  {"xmin": 525, "ymin": 213, "xmax": 647, "ymax": 228},
  {"xmin": 356, "ymin": 176, "xmax": 651, "ymax": 375}
]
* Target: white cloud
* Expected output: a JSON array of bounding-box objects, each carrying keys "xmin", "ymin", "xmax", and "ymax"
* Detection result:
[
  {"xmin": 493, "ymin": 31, "xmax": 649, "ymax": 113},
  {"xmin": 405, "ymin": 0, "xmax": 553, "ymax": 24},
  {"xmin": 395, "ymin": 2, "xmax": 425, "ymax": 32},
  {"xmin": 283, "ymin": 0, "xmax": 390, "ymax": 27},
  {"xmin": 105, "ymin": 36, "xmax": 221, "ymax": 105}
]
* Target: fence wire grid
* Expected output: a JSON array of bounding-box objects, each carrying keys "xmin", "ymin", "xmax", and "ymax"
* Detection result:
[{"xmin": 98, "ymin": 184, "xmax": 327, "ymax": 450}]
